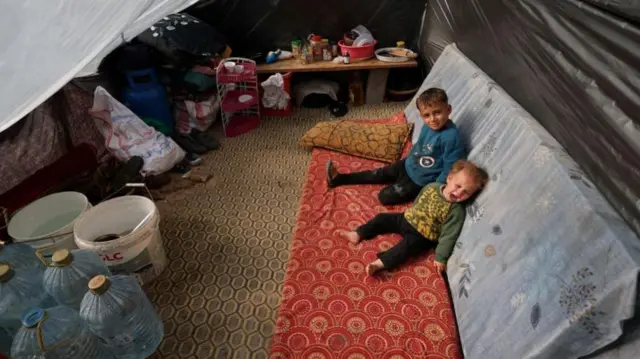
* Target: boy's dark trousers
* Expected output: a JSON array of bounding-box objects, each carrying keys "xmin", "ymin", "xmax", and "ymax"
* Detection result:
[
  {"xmin": 331, "ymin": 159, "xmax": 422, "ymax": 205},
  {"xmin": 356, "ymin": 213, "xmax": 436, "ymax": 269}
]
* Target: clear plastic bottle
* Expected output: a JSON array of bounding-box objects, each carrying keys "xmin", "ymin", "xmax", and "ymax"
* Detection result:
[
  {"xmin": 1, "ymin": 326, "xmax": 13, "ymax": 357},
  {"xmin": 322, "ymin": 38, "xmax": 331, "ymax": 60},
  {"xmin": 80, "ymin": 275, "xmax": 163, "ymax": 359},
  {"xmin": 309, "ymin": 35, "xmax": 323, "ymax": 61},
  {"xmin": 0, "ymin": 263, "xmax": 53, "ymax": 357},
  {"xmin": 43, "ymin": 249, "xmax": 110, "ymax": 310},
  {"xmin": 291, "ymin": 40, "xmax": 302, "ymax": 58},
  {"xmin": 0, "ymin": 263, "xmax": 50, "ymax": 325},
  {"xmin": 0, "ymin": 242, "xmax": 43, "ymax": 270},
  {"xmin": 11, "ymin": 306, "xmax": 115, "ymax": 359}
]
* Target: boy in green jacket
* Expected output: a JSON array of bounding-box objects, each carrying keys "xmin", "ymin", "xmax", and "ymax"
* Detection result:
[{"xmin": 341, "ymin": 160, "xmax": 488, "ymax": 275}]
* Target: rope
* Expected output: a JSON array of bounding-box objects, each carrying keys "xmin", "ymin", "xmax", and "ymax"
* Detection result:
[
  {"xmin": 102, "ymin": 182, "xmax": 154, "ymax": 202},
  {"xmin": 17, "ymin": 231, "xmax": 75, "ymax": 244},
  {"xmin": 35, "ymin": 311, "xmax": 70, "ymax": 352}
]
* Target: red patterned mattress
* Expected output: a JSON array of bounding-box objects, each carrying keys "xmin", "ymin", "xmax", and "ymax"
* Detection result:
[{"xmin": 270, "ymin": 114, "xmax": 462, "ymax": 359}]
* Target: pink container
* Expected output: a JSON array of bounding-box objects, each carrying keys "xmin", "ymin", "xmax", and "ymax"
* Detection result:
[{"xmin": 338, "ymin": 40, "xmax": 377, "ymax": 60}]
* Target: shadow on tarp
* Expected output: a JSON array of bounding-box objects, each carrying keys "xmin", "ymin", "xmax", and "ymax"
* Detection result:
[
  {"xmin": 187, "ymin": 0, "xmax": 426, "ymax": 56},
  {"xmin": 421, "ymin": 0, "xmax": 640, "ymax": 236}
]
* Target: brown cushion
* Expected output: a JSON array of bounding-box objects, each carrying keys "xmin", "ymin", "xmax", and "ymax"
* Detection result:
[{"xmin": 299, "ymin": 120, "xmax": 413, "ymax": 163}]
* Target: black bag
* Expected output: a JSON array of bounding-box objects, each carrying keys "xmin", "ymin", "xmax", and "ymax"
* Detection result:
[{"xmin": 137, "ymin": 13, "xmax": 227, "ymax": 69}]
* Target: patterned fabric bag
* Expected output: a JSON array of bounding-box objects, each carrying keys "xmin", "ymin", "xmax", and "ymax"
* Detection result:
[
  {"xmin": 91, "ymin": 87, "xmax": 185, "ymax": 175},
  {"xmin": 174, "ymin": 93, "xmax": 219, "ymax": 135}
]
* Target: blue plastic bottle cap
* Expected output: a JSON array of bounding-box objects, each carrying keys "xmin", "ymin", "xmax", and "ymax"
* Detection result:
[{"xmin": 22, "ymin": 308, "xmax": 46, "ymax": 328}]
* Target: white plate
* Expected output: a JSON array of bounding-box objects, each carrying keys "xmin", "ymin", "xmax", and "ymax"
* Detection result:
[
  {"xmin": 375, "ymin": 47, "xmax": 412, "ymax": 63},
  {"xmin": 238, "ymin": 94, "xmax": 253, "ymax": 103}
]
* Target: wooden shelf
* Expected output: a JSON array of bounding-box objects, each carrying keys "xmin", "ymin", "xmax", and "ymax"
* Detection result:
[{"xmin": 256, "ymin": 58, "xmax": 418, "ymax": 73}]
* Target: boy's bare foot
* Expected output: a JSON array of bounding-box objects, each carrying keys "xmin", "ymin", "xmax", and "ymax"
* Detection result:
[
  {"xmin": 326, "ymin": 160, "xmax": 339, "ymax": 188},
  {"xmin": 340, "ymin": 230, "xmax": 362, "ymax": 245},
  {"xmin": 365, "ymin": 259, "xmax": 384, "ymax": 276}
]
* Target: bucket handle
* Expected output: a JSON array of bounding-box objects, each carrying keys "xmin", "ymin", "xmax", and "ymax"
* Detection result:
[
  {"xmin": 34, "ymin": 311, "xmax": 70, "ymax": 352},
  {"xmin": 0, "ymin": 206, "xmax": 8, "ymax": 232},
  {"xmin": 1, "ymin": 206, "xmax": 19, "ymax": 229},
  {"xmin": 102, "ymin": 182, "xmax": 154, "ymax": 203}
]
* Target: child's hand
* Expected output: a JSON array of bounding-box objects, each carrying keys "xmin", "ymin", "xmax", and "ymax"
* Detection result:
[{"xmin": 434, "ymin": 260, "xmax": 446, "ymax": 274}]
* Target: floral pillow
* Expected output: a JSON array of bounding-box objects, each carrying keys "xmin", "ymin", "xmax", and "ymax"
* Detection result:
[{"xmin": 299, "ymin": 119, "xmax": 412, "ymax": 163}]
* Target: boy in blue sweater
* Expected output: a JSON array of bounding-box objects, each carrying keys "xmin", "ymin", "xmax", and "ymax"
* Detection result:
[{"xmin": 326, "ymin": 88, "xmax": 466, "ymax": 205}]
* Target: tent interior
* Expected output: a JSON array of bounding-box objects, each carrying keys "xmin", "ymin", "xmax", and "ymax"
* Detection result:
[{"xmin": 1, "ymin": 1, "xmax": 639, "ymax": 358}]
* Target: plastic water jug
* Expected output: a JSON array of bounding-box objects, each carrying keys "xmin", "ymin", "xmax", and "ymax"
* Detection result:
[
  {"xmin": 0, "ymin": 263, "xmax": 52, "ymax": 357},
  {"xmin": 0, "ymin": 263, "xmax": 51, "ymax": 324},
  {"xmin": 80, "ymin": 275, "xmax": 163, "ymax": 359},
  {"xmin": 122, "ymin": 68, "xmax": 174, "ymax": 129},
  {"xmin": 0, "ymin": 243, "xmax": 43, "ymax": 270},
  {"xmin": 1, "ymin": 326, "xmax": 13, "ymax": 357},
  {"xmin": 43, "ymin": 249, "xmax": 110, "ymax": 310},
  {"xmin": 11, "ymin": 306, "xmax": 115, "ymax": 359}
]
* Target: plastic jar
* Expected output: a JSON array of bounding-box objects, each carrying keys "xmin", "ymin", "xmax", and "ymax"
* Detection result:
[
  {"xmin": 322, "ymin": 39, "xmax": 331, "ymax": 60},
  {"xmin": 331, "ymin": 42, "xmax": 339, "ymax": 57},
  {"xmin": 309, "ymin": 35, "xmax": 323, "ymax": 60},
  {"xmin": 291, "ymin": 40, "xmax": 302, "ymax": 58},
  {"xmin": 299, "ymin": 45, "xmax": 310, "ymax": 64}
]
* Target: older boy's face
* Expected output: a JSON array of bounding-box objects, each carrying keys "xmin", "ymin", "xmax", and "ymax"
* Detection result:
[
  {"xmin": 443, "ymin": 170, "xmax": 480, "ymax": 203},
  {"xmin": 419, "ymin": 102, "xmax": 452, "ymax": 131}
]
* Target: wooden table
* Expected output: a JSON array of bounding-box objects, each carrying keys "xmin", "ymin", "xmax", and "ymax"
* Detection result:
[
  {"xmin": 256, "ymin": 58, "xmax": 418, "ymax": 104},
  {"xmin": 256, "ymin": 58, "xmax": 417, "ymax": 73}
]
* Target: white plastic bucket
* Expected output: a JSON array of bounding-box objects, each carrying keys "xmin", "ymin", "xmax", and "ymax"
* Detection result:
[
  {"xmin": 73, "ymin": 195, "xmax": 167, "ymax": 285},
  {"xmin": 8, "ymin": 192, "xmax": 91, "ymax": 258}
]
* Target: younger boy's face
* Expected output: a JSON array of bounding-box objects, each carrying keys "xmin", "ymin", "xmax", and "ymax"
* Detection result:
[
  {"xmin": 443, "ymin": 170, "xmax": 481, "ymax": 203},
  {"xmin": 418, "ymin": 101, "xmax": 452, "ymax": 131}
]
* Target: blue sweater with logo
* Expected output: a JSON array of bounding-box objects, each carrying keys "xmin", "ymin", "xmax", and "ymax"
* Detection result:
[{"xmin": 404, "ymin": 121, "xmax": 466, "ymax": 185}]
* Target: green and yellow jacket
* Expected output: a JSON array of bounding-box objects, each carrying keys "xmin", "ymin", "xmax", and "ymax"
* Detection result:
[{"xmin": 404, "ymin": 183, "xmax": 465, "ymax": 263}]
